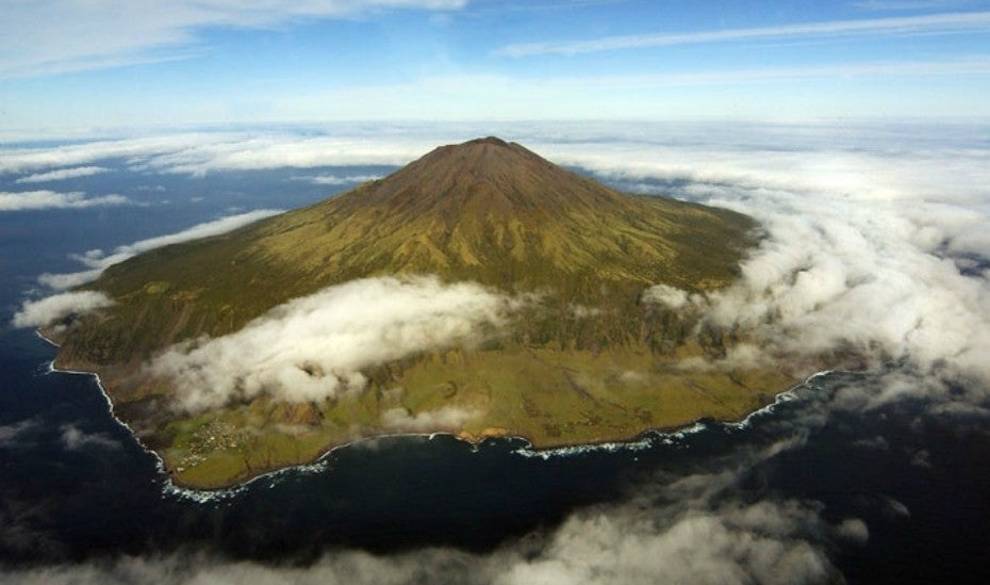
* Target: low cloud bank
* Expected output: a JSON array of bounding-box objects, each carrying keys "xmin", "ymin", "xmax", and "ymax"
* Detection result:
[
  {"xmin": 579, "ymin": 125, "xmax": 990, "ymax": 413},
  {"xmin": 150, "ymin": 276, "xmax": 526, "ymax": 412},
  {"xmin": 0, "ymin": 191, "xmax": 128, "ymax": 211},
  {"xmin": 14, "ymin": 166, "xmax": 108, "ymax": 184},
  {"xmin": 0, "ymin": 132, "xmax": 431, "ymax": 177},
  {"xmin": 12, "ymin": 291, "xmax": 114, "ymax": 329},
  {"xmin": 303, "ymin": 173, "xmax": 383, "ymax": 185},
  {"xmin": 703, "ymin": 187, "xmax": 989, "ymax": 385},
  {"xmin": 39, "ymin": 209, "xmax": 282, "ymax": 290},
  {"xmin": 636, "ymin": 170, "xmax": 990, "ymax": 409}
]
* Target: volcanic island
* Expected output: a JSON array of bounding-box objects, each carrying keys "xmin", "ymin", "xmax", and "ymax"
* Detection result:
[{"xmin": 44, "ymin": 137, "xmax": 804, "ymax": 489}]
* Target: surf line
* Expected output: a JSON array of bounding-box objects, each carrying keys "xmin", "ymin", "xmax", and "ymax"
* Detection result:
[
  {"xmin": 34, "ymin": 331, "xmax": 491, "ymax": 502},
  {"xmin": 35, "ymin": 330, "xmax": 835, "ymax": 502},
  {"xmin": 513, "ymin": 370, "xmax": 833, "ymax": 460},
  {"xmin": 35, "ymin": 331, "xmax": 237, "ymax": 502}
]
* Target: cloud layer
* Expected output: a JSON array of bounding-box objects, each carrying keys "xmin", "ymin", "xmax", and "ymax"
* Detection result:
[
  {"xmin": 0, "ymin": 191, "xmax": 128, "ymax": 212},
  {"xmin": 380, "ymin": 406, "xmax": 477, "ymax": 432},
  {"xmin": 12, "ymin": 291, "xmax": 114, "ymax": 329},
  {"xmin": 150, "ymin": 276, "xmax": 525, "ymax": 412},
  {"xmin": 612, "ymin": 136, "xmax": 990, "ymax": 410},
  {"xmin": 14, "ymin": 166, "xmax": 109, "ymax": 184},
  {"xmin": 39, "ymin": 209, "xmax": 283, "ymax": 290},
  {"xmin": 304, "ymin": 173, "xmax": 384, "ymax": 185},
  {"xmin": 0, "ymin": 132, "xmax": 431, "ymax": 176}
]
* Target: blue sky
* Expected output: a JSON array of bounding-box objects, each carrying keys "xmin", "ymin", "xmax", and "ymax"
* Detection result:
[{"xmin": 2, "ymin": 0, "xmax": 990, "ymax": 132}]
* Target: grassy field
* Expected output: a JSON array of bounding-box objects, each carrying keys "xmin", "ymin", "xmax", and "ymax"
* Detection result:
[{"xmin": 149, "ymin": 342, "xmax": 797, "ymax": 489}]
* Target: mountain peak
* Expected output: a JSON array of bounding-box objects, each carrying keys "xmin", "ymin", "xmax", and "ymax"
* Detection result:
[
  {"xmin": 338, "ymin": 137, "xmax": 624, "ymax": 215},
  {"xmin": 462, "ymin": 135, "xmax": 512, "ymax": 147}
]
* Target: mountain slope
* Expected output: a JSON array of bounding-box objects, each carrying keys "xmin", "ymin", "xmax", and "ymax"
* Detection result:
[{"xmin": 50, "ymin": 137, "xmax": 798, "ymax": 489}]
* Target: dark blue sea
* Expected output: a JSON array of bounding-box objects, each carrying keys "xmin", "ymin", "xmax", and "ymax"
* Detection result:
[{"xmin": 1, "ymin": 161, "xmax": 988, "ymax": 583}]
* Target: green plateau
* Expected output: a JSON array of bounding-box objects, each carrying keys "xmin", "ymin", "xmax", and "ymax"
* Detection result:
[{"xmin": 48, "ymin": 137, "xmax": 802, "ymax": 489}]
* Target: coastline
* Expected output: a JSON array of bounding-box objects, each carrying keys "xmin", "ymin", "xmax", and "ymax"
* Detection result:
[{"xmin": 37, "ymin": 329, "xmax": 832, "ymax": 501}]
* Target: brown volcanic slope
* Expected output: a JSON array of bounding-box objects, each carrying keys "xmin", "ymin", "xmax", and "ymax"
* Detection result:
[{"xmin": 51, "ymin": 137, "xmax": 798, "ymax": 489}]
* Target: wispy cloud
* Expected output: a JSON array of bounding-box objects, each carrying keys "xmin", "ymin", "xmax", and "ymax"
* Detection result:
[
  {"xmin": 0, "ymin": 133, "xmax": 427, "ymax": 176},
  {"xmin": 497, "ymin": 11, "xmax": 990, "ymax": 56},
  {"xmin": 58, "ymin": 425, "xmax": 120, "ymax": 451},
  {"xmin": 0, "ymin": 0, "xmax": 468, "ymax": 78},
  {"xmin": 852, "ymin": 0, "xmax": 978, "ymax": 11},
  {"xmin": 0, "ymin": 191, "xmax": 128, "ymax": 212},
  {"xmin": 0, "ymin": 133, "xmax": 235, "ymax": 175},
  {"xmin": 39, "ymin": 209, "xmax": 283, "ymax": 289},
  {"xmin": 14, "ymin": 166, "xmax": 109, "ymax": 184},
  {"xmin": 514, "ymin": 57, "xmax": 990, "ymax": 88},
  {"xmin": 299, "ymin": 173, "xmax": 384, "ymax": 185},
  {"xmin": 0, "ymin": 419, "xmax": 39, "ymax": 444}
]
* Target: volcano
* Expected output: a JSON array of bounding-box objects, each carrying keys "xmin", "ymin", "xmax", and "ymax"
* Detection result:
[{"xmin": 49, "ymin": 137, "xmax": 797, "ymax": 489}]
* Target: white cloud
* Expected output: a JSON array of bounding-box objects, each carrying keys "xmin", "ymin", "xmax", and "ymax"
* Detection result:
[
  {"xmin": 550, "ymin": 126, "xmax": 990, "ymax": 410},
  {"xmin": 39, "ymin": 209, "xmax": 283, "ymax": 290},
  {"xmin": 0, "ymin": 191, "xmax": 129, "ymax": 212},
  {"xmin": 0, "ymin": 132, "xmax": 430, "ymax": 177},
  {"xmin": 641, "ymin": 284, "xmax": 691, "ymax": 310},
  {"xmin": 140, "ymin": 135, "xmax": 431, "ymax": 176},
  {"xmin": 682, "ymin": 179, "xmax": 990, "ymax": 393},
  {"xmin": 0, "ymin": 419, "xmax": 39, "ymax": 444},
  {"xmin": 381, "ymin": 406, "xmax": 477, "ymax": 432},
  {"xmin": 58, "ymin": 425, "xmax": 120, "ymax": 451},
  {"xmin": 0, "ymin": 133, "xmax": 243, "ymax": 175},
  {"xmin": 9, "ymin": 118, "xmax": 990, "ymax": 181},
  {"xmin": 834, "ymin": 519, "xmax": 870, "ymax": 544},
  {"xmin": 497, "ymin": 11, "xmax": 990, "ymax": 56},
  {"xmin": 14, "ymin": 166, "xmax": 109, "ymax": 184},
  {"xmin": 303, "ymin": 173, "xmax": 383, "ymax": 185},
  {"xmin": 0, "ymin": 0, "xmax": 469, "ymax": 78},
  {"xmin": 12, "ymin": 291, "xmax": 114, "ymax": 329},
  {"xmin": 150, "ymin": 276, "xmax": 526, "ymax": 412}
]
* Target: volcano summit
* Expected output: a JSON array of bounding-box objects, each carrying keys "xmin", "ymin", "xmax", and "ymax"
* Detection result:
[{"xmin": 45, "ymin": 137, "xmax": 798, "ymax": 489}]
